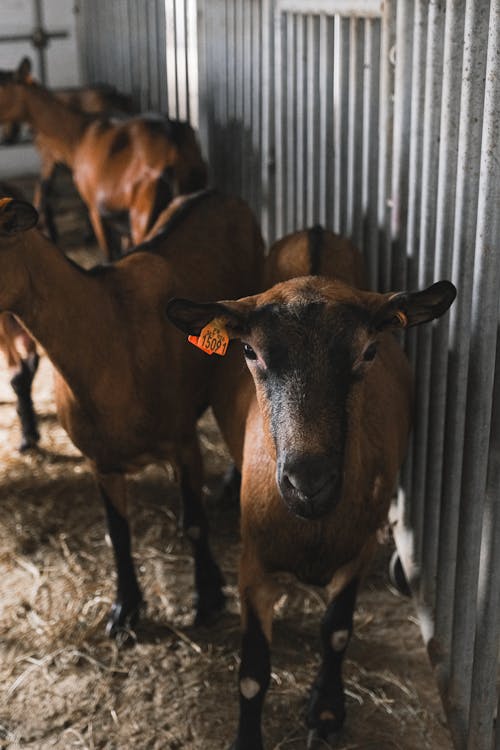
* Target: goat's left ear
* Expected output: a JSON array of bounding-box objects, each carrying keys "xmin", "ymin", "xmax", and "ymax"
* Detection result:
[
  {"xmin": 0, "ymin": 199, "xmax": 39, "ymax": 236},
  {"xmin": 166, "ymin": 297, "xmax": 251, "ymax": 337},
  {"xmin": 375, "ymin": 281, "xmax": 457, "ymax": 330}
]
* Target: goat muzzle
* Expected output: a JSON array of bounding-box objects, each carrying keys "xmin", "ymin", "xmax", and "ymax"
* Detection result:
[{"xmin": 277, "ymin": 452, "xmax": 342, "ymax": 520}]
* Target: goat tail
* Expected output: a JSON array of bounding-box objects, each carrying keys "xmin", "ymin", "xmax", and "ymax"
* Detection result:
[{"xmin": 307, "ymin": 224, "xmax": 325, "ymax": 276}]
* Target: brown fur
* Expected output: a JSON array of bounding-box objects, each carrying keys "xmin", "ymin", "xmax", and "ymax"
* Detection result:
[
  {"xmin": 0, "ymin": 60, "xmax": 207, "ymax": 258},
  {"xmin": 0, "ymin": 192, "xmax": 264, "ymax": 631},
  {"xmin": 0, "ymin": 182, "xmax": 40, "ymax": 451},
  {"xmin": 265, "ymin": 226, "xmax": 367, "ymax": 289},
  {"xmin": 167, "ymin": 228, "xmax": 456, "ymax": 745}
]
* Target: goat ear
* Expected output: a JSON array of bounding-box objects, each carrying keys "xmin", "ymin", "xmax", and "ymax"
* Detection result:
[
  {"xmin": 374, "ymin": 281, "xmax": 457, "ymax": 330},
  {"xmin": 0, "ymin": 199, "xmax": 39, "ymax": 236},
  {"xmin": 16, "ymin": 57, "xmax": 32, "ymax": 82},
  {"xmin": 166, "ymin": 298, "xmax": 249, "ymax": 337}
]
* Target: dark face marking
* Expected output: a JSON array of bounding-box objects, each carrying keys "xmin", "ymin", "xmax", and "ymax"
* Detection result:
[{"xmin": 243, "ymin": 300, "xmax": 376, "ymax": 520}]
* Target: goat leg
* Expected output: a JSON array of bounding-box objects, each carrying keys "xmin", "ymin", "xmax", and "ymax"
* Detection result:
[
  {"xmin": 179, "ymin": 458, "xmax": 225, "ymax": 625},
  {"xmin": 97, "ymin": 472, "xmax": 144, "ymax": 637},
  {"xmin": 306, "ymin": 577, "xmax": 359, "ymax": 745},
  {"xmin": 10, "ymin": 351, "xmax": 40, "ymax": 452},
  {"xmin": 231, "ymin": 557, "xmax": 279, "ymax": 750}
]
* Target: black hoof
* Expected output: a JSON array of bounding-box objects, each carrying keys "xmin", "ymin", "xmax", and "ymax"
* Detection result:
[
  {"xmin": 229, "ymin": 738, "xmax": 264, "ymax": 750},
  {"xmin": 307, "ymin": 727, "xmax": 342, "ymax": 749},
  {"xmin": 105, "ymin": 598, "xmax": 144, "ymax": 638},
  {"xmin": 19, "ymin": 432, "xmax": 40, "ymax": 453},
  {"xmin": 307, "ymin": 685, "xmax": 345, "ymax": 746},
  {"xmin": 194, "ymin": 584, "xmax": 226, "ymax": 626}
]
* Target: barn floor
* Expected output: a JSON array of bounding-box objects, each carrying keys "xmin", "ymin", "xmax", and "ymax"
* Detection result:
[{"xmin": 0, "ymin": 175, "xmax": 452, "ymax": 750}]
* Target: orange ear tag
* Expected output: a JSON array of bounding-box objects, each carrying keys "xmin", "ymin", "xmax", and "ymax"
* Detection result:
[
  {"xmin": 188, "ymin": 318, "xmax": 229, "ymax": 356},
  {"xmin": 0, "ymin": 197, "xmax": 13, "ymax": 209}
]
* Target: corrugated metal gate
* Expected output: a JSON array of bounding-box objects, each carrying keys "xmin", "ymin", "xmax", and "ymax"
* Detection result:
[{"xmin": 78, "ymin": 2, "xmax": 500, "ymax": 748}]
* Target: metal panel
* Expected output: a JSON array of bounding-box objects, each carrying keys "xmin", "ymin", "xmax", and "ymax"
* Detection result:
[{"xmin": 77, "ymin": 0, "xmax": 170, "ymax": 115}]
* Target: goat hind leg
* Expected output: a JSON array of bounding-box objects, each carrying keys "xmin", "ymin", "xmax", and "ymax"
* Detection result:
[
  {"xmin": 10, "ymin": 351, "xmax": 40, "ymax": 452},
  {"xmin": 97, "ymin": 472, "xmax": 144, "ymax": 637},
  {"xmin": 179, "ymin": 439, "xmax": 225, "ymax": 625}
]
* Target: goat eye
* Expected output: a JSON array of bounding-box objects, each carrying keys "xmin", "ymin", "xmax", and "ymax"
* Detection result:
[
  {"xmin": 243, "ymin": 343, "xmax": 257, "ymax": 360},
  {"xmin": 363, "ymin": 343, "xmax": 377, "ymax": 361}
]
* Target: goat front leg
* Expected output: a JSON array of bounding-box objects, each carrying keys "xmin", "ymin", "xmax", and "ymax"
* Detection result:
[
  {"xmin": 231, "ymin": 554, "xmax": 278, "ymax": 750},
  {"xmin": 178, "ymin": 436, "xmax": 225, "ymax": 624},
  {"xmin": 10, "ymin": 350, "xmax": 40, "ymax": 452},
  {"xmin": 97, "ymin": 472, "xmax": 143, "ymax": 637},
  {"xmin": 87, "ymin": 208, "xmax": 121, "ymax": 261},
  {"xmin": 306, "ymin": 577, "xmax": 358, "ymax": 746},
  {"xmin": 33, "ymin": 149, "xmax": 58, "ymax": 242}
]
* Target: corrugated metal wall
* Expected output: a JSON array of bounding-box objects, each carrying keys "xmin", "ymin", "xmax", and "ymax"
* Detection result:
[
  {"xmin": 78, "ymin": 0, "xmax": 168, "ymax": 112},
  {"xmin": 77, "ymin": 2, "xmax": 500, "ymax": 748}
]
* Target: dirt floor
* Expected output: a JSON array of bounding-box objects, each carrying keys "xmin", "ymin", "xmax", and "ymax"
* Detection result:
[{"xmin": 0, "ymin": 175, "xmax": 452, "ymax": 749}]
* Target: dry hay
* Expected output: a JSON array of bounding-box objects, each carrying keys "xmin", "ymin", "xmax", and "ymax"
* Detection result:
[{"xmin": 0, "ymin": 176, "xmax": 451, "ymax": 750}]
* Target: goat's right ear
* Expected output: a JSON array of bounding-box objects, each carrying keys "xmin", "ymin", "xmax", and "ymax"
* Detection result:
[
  {"xmin": 0, "ymin": 199, "xmax": 39, "ymax": 236},
  {"xmin": 166, "ymin": 298, "xmax": 250, "ymax": 337}
]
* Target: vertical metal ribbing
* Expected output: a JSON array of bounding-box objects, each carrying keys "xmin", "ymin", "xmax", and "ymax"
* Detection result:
[
  {"xmin": 174, "ymin": 0, "xmax": 188, "ymax": 121},
  {"xmin": 285, "ymin": 13, "xmax": 296, "ymax": 234},
  {"xmin": 410, "ymin": 0, "xmax": 446, "ymax": 604},
  {"xmin": 251, "ymin": 1, "xmax": 262, "ymax": 217},
  {"xmin": 157, "ymin": 0, "xmax": 168, "ymax": 112},
  {"xmin": 388, "ymin": 0, "xmax": 415, "ymax": 544},
  {"xmin": 468, "ymin": 322, "xmax": 500, "ymax": 750},
  {"xmin": 165, "ymin": 0, "xmax": 179, "ymax": 117},
  {"xmin": 389, "ymin": 0, "xmax": 413, "ymax": 293},
  {"xmin": 261, "ymin": 0, "xmax": 274, "ymax": 243},
  {"xmin": 404, "ymin": 0, "xmax": 427, "ymax": 302},
  {"xmin": 131, "ymin": 0, "xmax": 141, "ymax": 102},
  {"xmin": 274, "ymin": 7, "xmax": 285, "ymax": 239},
  {"xmin": 305, "ymin": 14, "xmax": 320, "ymax": 227},
  {"xmin": 147, "ymin": 2, "xmax": 159, "ymax": 110},
  {"xmin": 295, "ymin": 13, "xmax": 305, "ymax": 231},
  {"xmin": 113, "ymin": 3, "xmax": 125, "ymax": 94},
  {"xmin": 213, "ymin": 0, "xmax": 227, "ymax": 188},
  {"xmin": 223, "ymin": 0, "xmax": 234, "ymax": 194},
  {"xmin": 361, "ymin": 17, "xmax": 380, "ymax": 286},
  {"xmin": 138, "ymin": 1, "xmax": 150, "ymax": 110},
  {"xmin": 235, "ymin": 0, "xmax": 245, "ymax": 195},
  {"xmin": 195, "ymin": 0, "xmax": 209, "ymax": 158},
  {"xmin": 455, "ymin": 1, "xmax": 500, "ymax": 743},
  {"xmin": 186, "ymin": 0, "xmax": 199, "ymax": 125},
  {"xmin": 242, "ymin": 0, "xmax": 252, "ymax": 203},
  {"xmin": 337, "ymin": 17, "xmax": 350, "ymax": 236},
  {"xmin": 431, "ymin": 0, "xmax": 466, "ymax": 688},
  {"xmin": 443, "ymin": 1, "xmax": 491, "ymax": 744},
  {"xmin": 318, "ymin": 14, "xmax": 334, "ymax": 230},
  {"xmin": 376, "ymin": 0, "xmax": 395, "ymax": 293},
  {"xmin": 347, "ymin": 17, "xmax": 364, "ymax": 249}
]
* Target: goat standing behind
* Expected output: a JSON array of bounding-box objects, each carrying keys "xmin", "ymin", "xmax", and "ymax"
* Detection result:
[
  {"xmin": 0, "ymin": 58, "xmax": 207, "ymax": 259},
  {"xmin": 0, "ymin": 191, "xmax": 264, "ymax": 635},
  {"xmin": 167, "ymin": 227, "xmax": 456, "ymax": 749},
  {"xmin": 0, "ymin": 182, "xmax": 40, "ymax": 451}
]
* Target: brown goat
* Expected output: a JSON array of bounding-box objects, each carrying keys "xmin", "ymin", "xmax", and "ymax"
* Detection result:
[
  {"xmin": 167, "ymin": 227, "xmax": 456, "ymax": 748},
  {"xmin": 0, "ymin": 191, "xmax": 264, "ymax": 635},
  {"xmin": 0, "ymin": 182, "xmax": 40, "ymax": 451},
  {"xmin": 0, "ymin": 58, "xmax": 207, "ymax": 259}
]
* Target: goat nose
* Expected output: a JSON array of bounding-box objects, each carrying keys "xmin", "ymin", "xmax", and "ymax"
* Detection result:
[{"xmin": 281, "ymin": 453, "xmax": 339, "ymax": 500}]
